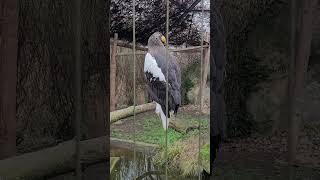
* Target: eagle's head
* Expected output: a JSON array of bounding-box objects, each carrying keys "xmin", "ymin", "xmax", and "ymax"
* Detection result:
[{"xmin": 148, "ymin": 32, "xmax": 166, "ymax": 47}]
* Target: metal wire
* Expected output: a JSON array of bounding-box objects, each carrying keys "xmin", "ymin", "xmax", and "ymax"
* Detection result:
[
  {"xmin": 165, "ymin": 0, "xmax": 169, "ymax": 179},
  {"xmin": 198, "ymin": 0, "xmax": 205, "ymax": 179},
  {"xmin": 132, "ymin": 0, "xmax": 137, "ymax": 177}
]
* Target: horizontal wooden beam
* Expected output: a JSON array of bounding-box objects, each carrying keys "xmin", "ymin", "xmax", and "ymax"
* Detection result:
[
  {"xmin": 111, "ymin": 39, "xmax": 148, "ymax": 51},
  {"xmin": 115, "ymin": 45, "xmax": 210, "ymax": 56},
  {"xmin": 116, "ymin": 52, "xmax": 146, "ymax": 56},
  {"xmin": 170, "ymin": 45, "xmax": 209, "ymax": 52},
  {"xmin": 111, "ymin": 39, "xmax": 209, "ymax": 53}
]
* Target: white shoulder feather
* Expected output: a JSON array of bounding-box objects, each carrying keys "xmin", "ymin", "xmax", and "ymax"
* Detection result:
[{"xmin": 144, "ymin": 53, "xmax": 166, "ymax": 82}]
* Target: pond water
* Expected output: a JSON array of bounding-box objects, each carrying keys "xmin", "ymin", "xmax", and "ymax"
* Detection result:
[{"xmin": 110, "ymin": 146, "xmax": 199, "ymax": 180}]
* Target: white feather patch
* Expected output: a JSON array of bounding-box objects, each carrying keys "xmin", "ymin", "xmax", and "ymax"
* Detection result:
[
  {"xmin": 144, "ymin": 53, "xmax": 166, "ymax": 82},
  {"xmin": 155, "ymin": 103, "xmax": 169, "ymax": 130}
]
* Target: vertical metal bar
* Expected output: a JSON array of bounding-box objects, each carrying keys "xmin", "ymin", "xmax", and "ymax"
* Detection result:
[
  {"xmin": 165, "ymin": 0, "xmax": 169, "ymax": 179},
  {"xmin": 74, "ymin": 0, "xmax": 82, "ymax": 179},
  {"xmin": 132, "ymin": 0, "xmax": 137, "ymax": 177},
  {"xmin": 199, "ymin": 0, "xmax": 205, "ymax": 179}
]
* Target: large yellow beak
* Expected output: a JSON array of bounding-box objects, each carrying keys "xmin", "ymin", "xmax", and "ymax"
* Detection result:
[{"xmin": 161, "ymin": 36, "xmax": 166, "ymax": 44}]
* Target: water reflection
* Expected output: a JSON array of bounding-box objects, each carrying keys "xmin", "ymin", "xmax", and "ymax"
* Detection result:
[{"xmin": 110, "ymin": 147, "xmax": 198, "ymax": 180}]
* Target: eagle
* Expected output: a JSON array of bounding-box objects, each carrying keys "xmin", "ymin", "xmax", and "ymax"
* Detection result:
[{"xmin": 143, "ymin": 32, "xmax": 181, "ymax": 130}]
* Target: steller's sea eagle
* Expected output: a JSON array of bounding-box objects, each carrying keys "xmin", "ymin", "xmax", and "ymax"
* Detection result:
[{"xmin": 144, "ymin": 32, "xmax": 181, "ymax": 130}]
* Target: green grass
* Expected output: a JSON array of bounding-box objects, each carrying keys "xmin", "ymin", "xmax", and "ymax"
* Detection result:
[
  {"xmin": 111, "ymin": 113, "xmax": 209, "ymax": 146},
  {"xmin": 111, "ymin": 113, "xmax": 210, "ymax": 177},
  {"xmin": 136, "ymin": 116, "xmax": 184, "ymax": 145},
  {"xmin": 153, "ymin": 139, "xmax": 210, "ymax": 177}
]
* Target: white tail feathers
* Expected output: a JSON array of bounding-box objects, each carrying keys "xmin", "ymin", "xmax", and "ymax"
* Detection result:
[{"xmin": 155, "ymin": 103, "xmax": 169, "ymax": 130}]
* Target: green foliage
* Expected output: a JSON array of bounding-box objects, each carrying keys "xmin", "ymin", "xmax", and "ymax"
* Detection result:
[
  {"xmin": 111, "ymin": 113, "xmax": 210, "ymax": 177},
  {"xmin": 139, "ymin": 117, "xmax": 184, "ymax": 144},
  {"xmin": 153, "ymin": 142, "xmax": 184, "ymax": 168},
  {"xmin": 200, "ymin": 143, "xmax": 210, "ymax": 160},
  {"xmin": 154, "ymin": 139, "xmax": 210, "ymax": 177},
  {"xmin": 111, "ymin": 115, "xmax": 186, "ymax": 145},
  {"xmin": 181, "ymin": 77, "xmax": 194, "ymax": 104},
  {"xmin": 181, "ymin": 56, "xmax": 201, "ymax": 105}
]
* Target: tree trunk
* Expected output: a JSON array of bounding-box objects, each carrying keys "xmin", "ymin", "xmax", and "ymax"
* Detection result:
[
  {"xmin": 0, "ymin": 0, "xmax": 18, "ymax": 160},
  {"xmin": 110, "ymin": 33, "xmax": 118, "ymax": 111},
  {"xmin": 288, "ymin": 0, "xmax": 317, "ymax": 167}
]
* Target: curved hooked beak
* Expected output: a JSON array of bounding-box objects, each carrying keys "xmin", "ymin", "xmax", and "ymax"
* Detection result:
[{"xmin": 161, "ymin": 35, "xmax": 166, "ymax": 44}]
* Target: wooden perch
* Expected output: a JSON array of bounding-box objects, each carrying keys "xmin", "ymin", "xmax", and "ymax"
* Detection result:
[
  {"xmin": 110, "ymin": 103, "xmax": 198, "ymax": 133},
  {"xmin": 169, "ymin": 119, "xmax": 199, "ymax": 133},
  {"xmin": 110, "ymin": 103, "xmax": 156, "ymax": 123},
  {"xmin": 0, "ymin": 136, "xmax": 107, "ymax": 180}
]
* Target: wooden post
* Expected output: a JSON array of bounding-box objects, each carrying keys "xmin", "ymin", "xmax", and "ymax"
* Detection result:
[
  {"xmin": 110, "ymin": 33, "xmax": 118, "ymax": 111},
  {"xmin": 288, "ymin": 0, "xmax": 316, "ymax": 168},
  {"xmin": 0, "ymin": 0, "xmax": 18, "ymax": 160},
  {"xmin": 200, "ymin": 33, "xmax": 210, "ymax": 111}
]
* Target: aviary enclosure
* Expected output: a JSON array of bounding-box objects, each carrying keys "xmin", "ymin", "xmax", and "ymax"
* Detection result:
[
  {"xmin": 110, "ymin": 41, "xmax": 211, "ymax": 179},
  {"xmin": 1, "ymin": 0, "xmax": 320, "ymax": 180},
  {"xmin": 109, "ymin": 0, "xmax": 211, "ymax": 179}
]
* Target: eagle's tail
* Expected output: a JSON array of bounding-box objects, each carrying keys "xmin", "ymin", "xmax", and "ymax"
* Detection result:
[{"xmin": 156, "ymin": 103, "xmax": 169, "ymax": 130}]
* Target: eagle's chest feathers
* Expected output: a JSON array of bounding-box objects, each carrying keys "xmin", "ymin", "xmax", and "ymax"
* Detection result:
[{"xmin": 144, "ymin": 53, "xmax": 166, "ymax": 82}]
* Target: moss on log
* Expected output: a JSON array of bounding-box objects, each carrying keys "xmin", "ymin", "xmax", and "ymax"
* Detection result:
[{"xmin": 0, "ymin": 136, "xmax": 107, "ymax": 180}]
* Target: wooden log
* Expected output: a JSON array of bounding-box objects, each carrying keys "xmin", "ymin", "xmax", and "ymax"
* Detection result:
[
  {"xmin": 110, "ymin": 103, "xmax": 156, "ymax": 123},
  {"xmin": 169, "ymin": 119, "xmax": 199, "ymax": 134},
  {"xmin": 169, "ymin": 120, "xmax": 188, "ymax": 133},
  {"xmin": 110, "ymin": 103, "xmax": 198, "ymax": 133},
  {"xmin": 0, "ymin": 136, "xmax": 107, "ymax": 180}
]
